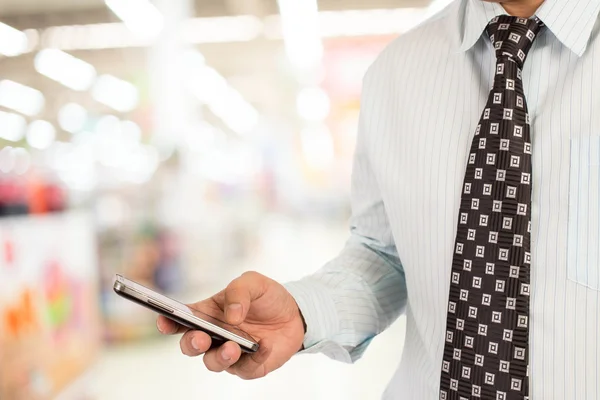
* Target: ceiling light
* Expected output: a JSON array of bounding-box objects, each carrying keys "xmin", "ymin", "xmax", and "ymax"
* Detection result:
[
  {"xmin": 95, "ymin": 115, "xmax": 121, "ymax": 135},
  {"xmin": 189, "ymin": 66, "xmax": 228, "ymax": 103},
  {"xmin": 183, "ymin": 121, "xmax": 220, "ymax": 153},
  {"xmin": 121, "ymin": 120, "xmax": 142, "ymax": 144},
  {"xmin": 183, "ymin": 49, "xmax": 206, "ymax": 67},
  {"xmin": 216, "ymin": 88, "xmax": 259, "ymax": 135},
  {"xmin": 91, "ymin": 75, "xmax": 139, "ymax": 113},
  {"xmin": 41, "ymin": 22, "xmax": 148, "ymax": 51},
  {"xmin": 37, "ymin": 8, "xmax": 433, "ymax": 52},
  {"xmin": 54, "ymin": 143, "xmax": 97, "ymax": 191},
  {"xmin": 0, "ymin": 22, "xmax": 28, "ymax": 57},
  {"xmin": 12, "ymin": 147, "xmax": 31, "ymax": 175},
  {"xmin": 105, "ymin": 0, "xmax": 164, "ymax": 39},
  {"xmin": 277, "ymin": 0, "xmax": 322, "ymax": 71},
  {"xmin": 0, "ymin": 111, "xmax": 26, "ymax": 142},
  {"xmin": 34, "ymin": 49, "xmax": 97, "ymax": 91},
  {"xmin": 182, "ymin": 16, "xmax": 263, "ymax": 44},
  {"xmin": 187, "ymin": 61, "xmax": 259, "ymax": 135},
  {"xmin": 26, "ymin": 120, "xmax": 56, "ymax": 150},
  {"xmin": 58, "ymin": 103, "xmax": 88, "ymax": 133},
  {"xmin": 0, "ymin": 147, "xmax": 16, "ymax": 173},
  {"xmin": 121, "ymin": 144, "xmax": 159, "ymax": 184},
  {"xmin": 0, "ymin": 80, "xmax": 44, "ymax": 116}
]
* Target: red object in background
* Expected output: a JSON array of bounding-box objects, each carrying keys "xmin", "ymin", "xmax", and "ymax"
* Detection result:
[
  {"xmin": 0, "ymin": 179, "xmax": 29, "ymax": 216},
  {"xmin": 0, "ymin": 181, "xmax": 16, "ymax": 204},
  {"xmin": 0, "ymin": 157, "xmax": 67, "ymax": 219},
  {"xmin": 4, "ymin": 239, "xmax": 14, "ymax": 266},
  {"xmin": 27, "ymin": 177, "xmax": 47, "ymax": 214},
  {"xmin": 45, "ymin": 184, "xmax": 65, "ymax": 212},
  {"xmin": 26, "ymin": 177, "xmax": 66, "ymax": 215}
]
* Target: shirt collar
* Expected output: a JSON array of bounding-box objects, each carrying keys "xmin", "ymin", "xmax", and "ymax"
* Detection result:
[{"xmin": 458, "ymin": 0, "xmax": 600, "ymax": 57}]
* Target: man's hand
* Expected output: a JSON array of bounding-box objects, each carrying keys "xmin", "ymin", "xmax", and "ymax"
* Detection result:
[{"xmin": 156, "ymin": 271, "xmax": 305, "ymax": 380}]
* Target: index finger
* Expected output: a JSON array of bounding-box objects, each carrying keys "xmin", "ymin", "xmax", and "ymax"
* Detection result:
[{"xmin": 157, "ymin": 315, "xmax": 188, "ymax": 335}]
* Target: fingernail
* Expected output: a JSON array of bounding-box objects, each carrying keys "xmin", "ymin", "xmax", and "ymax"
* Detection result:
[
  {"xmin": 222, "ymin": 350, "xmax": 231, "ymax": 361},
  {"xmin": 226, "ymin": 303, "xmax": 242, "ymax": 323},
  {"xmin": 156, "ymin": 320, "xmax": 164, "ymax": 333},
  {"xmin": 192, "ymin": 337, "xmax": 200, "ymax": 351}
]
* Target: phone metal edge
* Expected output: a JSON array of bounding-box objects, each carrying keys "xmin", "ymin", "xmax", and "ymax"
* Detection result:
[{"xmin": 113, "ymin": 276, "xmax": 259, "ymax": 352}]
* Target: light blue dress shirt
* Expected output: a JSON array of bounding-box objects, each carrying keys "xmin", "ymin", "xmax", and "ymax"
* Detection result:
[{"xmin": 285, "ymin": 0, "xmax": 600, "ymax": 398}]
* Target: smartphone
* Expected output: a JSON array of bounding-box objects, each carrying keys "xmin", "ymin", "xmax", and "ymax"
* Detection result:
[{"xmin": 113, "ymin": 274, "xmax": 259, "ymax": 353}]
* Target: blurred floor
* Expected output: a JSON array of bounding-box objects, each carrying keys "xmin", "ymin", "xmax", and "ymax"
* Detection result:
[{"xmin": 60, "ymin": 216, "xmax": 406, "ymax": 400}]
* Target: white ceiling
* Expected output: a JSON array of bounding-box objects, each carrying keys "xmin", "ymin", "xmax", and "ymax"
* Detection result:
[
  {"xmin": 0, "ymin": 0, "xmax": 104, "ymax": 15},
  {"xmin": 0, "ymin": 0, "xmax": 431, "ymax": 17},
  {"xmin": 0, "ymin": 0, "xmax": 433, "ymax": 146}
]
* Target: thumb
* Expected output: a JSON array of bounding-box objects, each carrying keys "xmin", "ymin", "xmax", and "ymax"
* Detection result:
[{"xmin": 223, "ymin": 271, "xmax": 268, "ymax": 325}]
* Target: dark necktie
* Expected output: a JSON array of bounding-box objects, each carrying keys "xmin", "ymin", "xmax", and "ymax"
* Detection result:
[{"xmin": 440, "ymin": 15, "xmax": 544, "ymax": 400}]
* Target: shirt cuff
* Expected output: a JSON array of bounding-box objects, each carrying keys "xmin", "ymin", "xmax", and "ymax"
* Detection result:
[{"xmin": 284, "ymin": 279, "xmax": 352, "ymax": 362}]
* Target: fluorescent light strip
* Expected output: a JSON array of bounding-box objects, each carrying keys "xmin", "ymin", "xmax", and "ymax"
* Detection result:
[
  {"xmin": 0, "ymin": 147, "xmax": 16, "ymax": 173},
  {"xmin": 39, "ymin": 16, "xmax": 262, "ymax": 51},
  {"xmin": 182, "ymin": 16, "xmax": 263, "ymax": 44},
  {"xmin": 58, "ymin": 102, "xmax": 88, "ymax": 133},
  {"xmin": 277, "ymin": 0, "xmax": 322, "ymax": 71},
  {"xmin": 186, "ymin": 50, "xmax": 258, "ymax": 135},
  {"xmin": 91, "ymin": 75, "xmax": 139, "ymax": 113},
  {"xmin": 0, "ymin": 111, "xmax": 27, "ymax": 142},
  {"xmin": 40, "ymin": 23, "xmax": 151, "ymax": 51},
  {"xmin": 33, "ymin": 8, "xmax": 427, "ymax": 52},
  {"xmin": 0, "ymin": 79, "xmax": 45, "ymax": 116},
  {"xmin": 34, "ymin": 49, "xmax": 97, "ymax": 91},
  {"xmin": 26, "ymin": 120, "xmax": 56, "ymax": 149},
  {"xmin": 0, "ymin": 22, "xmax": 28, "ymax": 56},
  {"xmin": 104, "ymin": 0, "xmax": 164, "ymax": 39},
  {"xmin": 212, "ymin": 87, "xmax": 259, "ymax": 135},
  {"xmin": 12, "ymin": 147, "xmax": 31, "ymax": 175}
]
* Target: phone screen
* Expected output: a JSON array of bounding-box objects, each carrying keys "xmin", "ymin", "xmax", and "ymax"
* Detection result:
[{"xmin": 118, "ymin": 276, "xmax": 257, "ymax": 343}]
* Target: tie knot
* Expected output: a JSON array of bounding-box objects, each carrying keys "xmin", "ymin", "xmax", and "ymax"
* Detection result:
[{"xmin": 486, "ymin": 15, "xmax": 544, "ymax": 66}]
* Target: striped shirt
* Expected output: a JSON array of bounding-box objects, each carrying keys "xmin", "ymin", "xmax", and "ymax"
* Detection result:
[{"xmin": 285, "ymin": 0, "xmax": 600, "ymax": 398}]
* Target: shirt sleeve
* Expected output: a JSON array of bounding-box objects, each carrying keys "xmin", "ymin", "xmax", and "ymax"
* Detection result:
[{"xmin": 284, "ymin": 67, "xmax": 408, "ymax": 363}]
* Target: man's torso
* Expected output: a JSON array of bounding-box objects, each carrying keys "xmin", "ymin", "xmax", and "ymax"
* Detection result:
[{"xmin": 364, "ymin": 1, "xmax": 600, "ymax": 398}]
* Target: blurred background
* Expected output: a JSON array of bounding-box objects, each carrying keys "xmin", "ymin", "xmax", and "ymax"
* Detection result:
[{"xmin": 0, "ymin": 0, "xmax": 450, "ymax": 399}]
